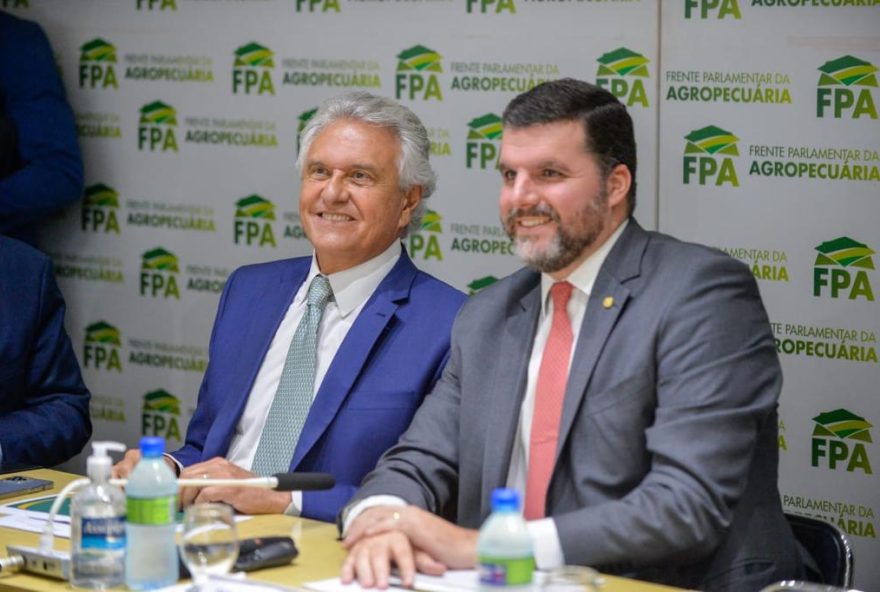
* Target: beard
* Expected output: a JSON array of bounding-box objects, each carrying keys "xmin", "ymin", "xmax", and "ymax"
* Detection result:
[{"xmin": 502, "ymin": 187, "xmax": 608, "ymax": 274}]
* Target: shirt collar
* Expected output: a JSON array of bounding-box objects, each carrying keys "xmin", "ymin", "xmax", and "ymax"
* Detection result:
[
  {"xmin": 304, "ymin": 241, "xmax": 402, "ymax": 318},
  {"xmin": 540, "ymin": 218, "xmax": 629, "ymax": 315}
]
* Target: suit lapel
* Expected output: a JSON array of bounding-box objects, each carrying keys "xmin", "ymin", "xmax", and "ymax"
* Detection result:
[
  {"xmin": 480, "ymin": 272, "xmax": 542, "ymax": 505},
  {"xmin": 288, "ymin": 253, "xmax": 417, "ymax": 471},
  {"xmin": 555, "ymin": 221, "xmax": 648, "ymax": 460},
  {"xmin": 204, "ymin": 259, "xmax": 308, "ymax": 458}
]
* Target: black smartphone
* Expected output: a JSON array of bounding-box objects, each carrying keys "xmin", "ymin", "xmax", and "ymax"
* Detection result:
[
  {"xmin": 178, "ymin": 536, "xmax": 298, "ymax": 578},
  {"xmin": 0, "ymin": 475, "xmax": 54, "ymax": 500}
]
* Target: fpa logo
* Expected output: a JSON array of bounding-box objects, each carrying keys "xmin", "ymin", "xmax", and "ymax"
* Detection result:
[
  {"xmin": 465, "ymin": 114, "xmax": 502, "ymax": 170},
  {"xmin": 811, "ymin": 409, "xmax": 873, "ymax": 474},
  {"xmin": 138, "ymin": 101, "xmax": 178, "ymax": 152},
  {"xmin": 79, "ymin": 39, "xmax": 118, "ymax": 90},
  {"xmin": 683, "ymin": 125, "xmax": 740, "ymax": 187},
  {"xmin": 140, "ymin": 247, "xmax": 180, "ymax": 299},
  {"xmin": 395, "ymin": 45, "xmax": 443, "ymax": 102},
  {"xmin": 466, "ymin": 0, "xmax": 515, "ymax": 14},
  {"xmin": 142, "ymin": 389, "xmax": 182, "ymax": 442},
  {"xmin": 234, "ymin": 195, "xmax": 277, "ymax": 248},
  {"xmin": 83, "ymin": 321, "xmax": 122, "ymax": 372},
  {"xmin": 136, "ymin": 0, "xmax": 176, "ymax": 10},
  {"xmin": 684, "ymin": 0, "xmax": 740, "ymax": 19},
  {"xmin": 468, "ymin": 276, "xmax": 498, "ymax": 295},
  {"xmin": 817, "ymin": 56, "xmax": 878, "ymax": 120},
  {"xmin": 295, "ymin": 0, "xmax": 339, "ymax": 12},
  {"xmin": 233, "ymin": 43, "xmax": 275, "ymax": 96},
  {"xmin": 297, "ymin": 107, "xmax": 317, "ymax": 155},
  {"xmin": 813, "ymin": 237, "xmax": 875, "ymax": 301},
  {"xmin": 81, "ymin": 184, "xmax": 121, "ymax": 234},
  {"xmin": 596, "ymin": 48, "xmax": 649, "ymax": 108},
  {"xmin": 408, "ymin": 210, "xmax": 443, "ymax": 261}
]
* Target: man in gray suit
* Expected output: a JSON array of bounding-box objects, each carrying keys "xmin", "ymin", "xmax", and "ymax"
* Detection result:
[{"xmin": 340, "ymin": 79, "xmax": 804, "ymax": 591}]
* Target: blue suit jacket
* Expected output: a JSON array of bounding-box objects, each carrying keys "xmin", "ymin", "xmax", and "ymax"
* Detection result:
[
  {"xmin": 0, "ymin": 236, "xmax": 91, "ymax": 466},
  {"xmin": 172, "ymin": 250, "xmax": 466, "ymax": 522}
]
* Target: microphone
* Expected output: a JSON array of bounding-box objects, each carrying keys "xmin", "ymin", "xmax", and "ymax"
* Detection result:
[
  {"xmin": 110, "ymin": 471, "xmax": 335, "ymax": 492},
  {"xmin": 271, "ymin": 472, "xmax": 334, "ymax": 492}
]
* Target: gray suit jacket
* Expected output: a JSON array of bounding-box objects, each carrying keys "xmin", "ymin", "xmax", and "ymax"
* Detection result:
[{"xmin": 351, "ymin": 220, "xmax": 802, "ymax": 590}]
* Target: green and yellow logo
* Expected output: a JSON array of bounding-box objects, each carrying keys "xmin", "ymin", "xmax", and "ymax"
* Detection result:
[
  {"xmin": 596, "ymin": 48, "xmax": 649, "ymax": 108},
  {"xmin": 234, "ymin": 195, "xmax": 277, "ymax": 248},
  {"xmin": 142, "ymin": 389, "xmax": 182, "ymax": 442},
  {"xmin": 138, "ymin": 101, "xmax": 178, "ymax": 152},
  {"xmin": 813, "ymin": 237, "xmax": 875, "ymax": 302},
  {"xmin": 233, "ymin": 43, "xmax": 275, "ymax": 96},
  {"xmin": 409, "ymin": 209, "xmax": 443, "ymax": 262},
  {"xmin": 466, "ymin": 0, "xmax": 515, "ymax": 14},
  {"xmin": 136, "ymin": 0, "xmax": 176, "ymax": 10},
  {"xmin": 83, "ymin": 321, "xmax": 122, "ymax": 372},
  {"xmin": 812, "ymin": 409, "xmax": 873, "ymax": 474},
  {"xmin": 79, "ymin": 39, "xmax": 118, "ymax": 90},
  {"xmin": 396, "ymin": 45, "xmax": 443, "ymax": 102},
  {"xmin": 465, "ymin": 114, "xmax": 502, "ymax": 170},
  {"xmin": 140, "ymin": 247, "xmax": 180, "ymax": 299},
  {"xmin": 297, "ymin": 107, "xmax": 317, "ymax": 155},
  {"xmin": 1, "ymin": 0, "xmax": 29, "ymax": 8},
  {"xmin": 90, "ymin": 395, "xmax": 127, "ymax": 424},
  {"xmin": 296, "ymin": 0, "xmax": 339, "ymax": 12},
  {"xmin": 684, "ymin": 0, "xmax": 740, "ymax": 19},
  {"xmin": 81, "ymin": 183, "xmax": 121, "ymax": 234},
  {"xmin": 683, "ymin": 125, "xmax": 740, "ymax": 187},
  {"xmin": 817, "ymin": 56, "xmax": 878, "ymax": 120},
  {"xmin": 468, "ymin": 276, "xmax": 498, "ymax": 295}
]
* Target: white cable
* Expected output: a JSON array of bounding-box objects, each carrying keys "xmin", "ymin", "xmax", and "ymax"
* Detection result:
[{"xmin": 39, "ymin": 478, "xmax": 89, "ymax": 552}]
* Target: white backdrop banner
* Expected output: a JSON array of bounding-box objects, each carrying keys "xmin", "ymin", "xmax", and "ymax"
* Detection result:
[{"xmin": 9, "ymin": 0, "xmax": 877, "ymax": 586}]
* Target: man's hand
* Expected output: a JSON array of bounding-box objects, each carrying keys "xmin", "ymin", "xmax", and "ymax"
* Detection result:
[
  {"xmin": 178, "ymin": 457, "xmax": 291, "ymax": 515},
  {"xmin": 341, "ymin": 531, "xmax": 446, "ymax": 589},
  {"xmin": 111, "ymin": 449, "xmax": 142, "ymax": 479},
  {"xmin": 113, "ymin": 450, "xmax": 182, "ymax": 510},
  {"xmin": 112, "ymin": 449, "xmax": 179, "ymax": 480},
  {"xmin": 340, "ymin": 506, "xmax": 477, "ymax": 587}
]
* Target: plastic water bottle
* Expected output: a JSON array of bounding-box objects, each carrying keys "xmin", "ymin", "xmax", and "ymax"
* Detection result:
[
  {"xmin": 125, "ymin": 437, "xmax": 178, "ymax": 590},
  {"xmin": 71, "ymin": 441, "xmax": 127, "ymax": 589},
  {"xmin": 477, "ymin": 488, "xmax": 535, "ymax": 589}
]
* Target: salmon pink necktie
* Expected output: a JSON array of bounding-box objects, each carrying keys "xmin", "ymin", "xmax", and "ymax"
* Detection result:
[{"xmin": 524, "ymin": 281, "xmax": 574, "ymax": 520}]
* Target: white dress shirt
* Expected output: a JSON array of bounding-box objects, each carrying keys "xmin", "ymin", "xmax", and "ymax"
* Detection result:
[
  {"xmin": 344, "ymin": 220, "xmax": 628, "ymax": 569},
  {"xmin": 225, "ymin": 240, "xmax": 402, "ymax": 514}
]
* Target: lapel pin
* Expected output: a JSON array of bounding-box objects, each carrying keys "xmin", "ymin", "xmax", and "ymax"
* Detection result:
[{"xmin": 602, "ymin": 296, "xmax": 614, "ymax": 309}]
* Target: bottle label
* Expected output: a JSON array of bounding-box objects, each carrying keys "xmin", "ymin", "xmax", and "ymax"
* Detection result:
[
  {"xmin": 479, "ymin": 556, "xmax": 535, "ymax": 586},
  {"xmin": 81, "ymin": 516, "xmax": 126, "ymax": 550},
  {"xmin": 126, "ymin": 495, "xmax": 176, "ymax": 525}
]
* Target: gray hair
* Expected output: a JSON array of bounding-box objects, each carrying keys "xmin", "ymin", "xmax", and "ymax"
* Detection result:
[{"xmin": 297, "ymin": 91, "xmax": 436, "ymax": 236}]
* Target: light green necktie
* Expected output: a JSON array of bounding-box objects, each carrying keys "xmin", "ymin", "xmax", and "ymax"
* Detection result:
[{"xmin": 252, "ymin": 274, "xmax": 333, "ymax": 476}]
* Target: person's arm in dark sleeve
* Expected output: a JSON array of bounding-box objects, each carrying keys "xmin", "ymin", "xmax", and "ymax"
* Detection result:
[
  {"xmin": 0, "ymin": 15, "xmax": 83, "ymax": 236},
  {"xmin": 0, "ymin": 256, "xmax": 91, "ymax": 466}
]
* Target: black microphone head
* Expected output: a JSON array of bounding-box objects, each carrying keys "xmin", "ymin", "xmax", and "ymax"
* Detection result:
[{"xmin": 272, "ymin": 472, "xmax": 335, "ymax": 491}]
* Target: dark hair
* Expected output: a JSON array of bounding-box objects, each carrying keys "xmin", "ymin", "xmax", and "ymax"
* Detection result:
[{"xmin": 502, "ymin": 78, "xmax": 637, "ymax": 214}]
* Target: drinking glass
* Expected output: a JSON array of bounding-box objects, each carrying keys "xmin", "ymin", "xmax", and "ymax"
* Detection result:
[
  {"xmin": 540, "ymin": 565, "xmax": 603, "ymax": 591},
  {"xmin": 179, "ymin": 503, "xmax": 239, "ymax": 590}
]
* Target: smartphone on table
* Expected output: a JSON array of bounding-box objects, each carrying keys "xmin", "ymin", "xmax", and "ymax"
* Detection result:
[{"xmin": 0, "ymin": 475, "xmax": 54, "ymax": 500}]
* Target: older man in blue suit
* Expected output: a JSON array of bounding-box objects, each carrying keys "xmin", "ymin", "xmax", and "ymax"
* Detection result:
[
  {"xmin": 115, "ymin": 92, "xmax": 466, "ymax": 522},
  {"xmin": 0, "ymin": 236, "xmax": 91, "ymax": 467}
]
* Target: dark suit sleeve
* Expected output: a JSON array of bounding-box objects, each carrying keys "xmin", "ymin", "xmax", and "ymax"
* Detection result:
[
  {"xmin": 554, "ymin": 254, "xmax": 781, "ymax": 568},
  {"xmin": 347, "ymin": 316, "xmax": 465, "ymax": 516},
  {"xmin": 0, "ymin": 15, "xmax": 83, "ymax": 236},
  {"xmin": 170, "ymin": 268, "xmax": 238, "ymax": 467},
  {"xmin": 0, "ymin": 257, "xmax": 91, "ymax": 466}
]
